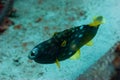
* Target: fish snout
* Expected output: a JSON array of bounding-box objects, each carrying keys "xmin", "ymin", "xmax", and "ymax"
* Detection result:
[{"xmin": 28, "ymin": 48, "xmax": 39, "ymax": 60}]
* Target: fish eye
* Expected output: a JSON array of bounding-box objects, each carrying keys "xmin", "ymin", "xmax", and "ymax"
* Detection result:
[{"xmin": 28, "ymin": 48, "xmax": 38, "ymax": 60}]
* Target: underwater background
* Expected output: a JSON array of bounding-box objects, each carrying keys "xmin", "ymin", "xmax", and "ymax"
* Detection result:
[{"xmin": 0, "ymin": 0, "xmax": 120, "ymax": 80}]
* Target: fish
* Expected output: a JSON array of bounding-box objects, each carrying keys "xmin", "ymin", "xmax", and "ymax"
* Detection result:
[{"xmin": 28, "ymin": 16, "xmax": 104, "ymax": 68}]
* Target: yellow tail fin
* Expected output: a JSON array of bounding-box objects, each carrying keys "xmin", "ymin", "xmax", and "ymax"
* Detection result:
[{"xmin": 89, "ymin": 16, "xmax": 105, "ymax": 27}]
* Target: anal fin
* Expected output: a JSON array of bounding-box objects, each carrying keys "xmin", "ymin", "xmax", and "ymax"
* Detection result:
[
  {"xmin": 70, "ymin": 50, "xmax": 80, "ymax": 60},
  {"xmin": 86, "ymin": 40, "xmax": 93, "ymax": 46}
]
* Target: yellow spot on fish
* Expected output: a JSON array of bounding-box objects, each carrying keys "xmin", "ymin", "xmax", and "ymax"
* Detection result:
[
  {"xmin": 70, "ymin": 50, "xmax": 80, "ymax": 60},
  {"xmin": 71, "ymin": 44, "xmax": 77, "ymax": 50},
  {"xmin": 70, "ymin": 42, "xmax": 78, "ymax": 51},
  {"xmin": 61, "ymin": 40, "xmax": 67, "ymax": 47}
]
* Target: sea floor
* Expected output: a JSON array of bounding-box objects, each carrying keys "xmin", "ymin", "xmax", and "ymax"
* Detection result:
[{"xmin": 0, "ymin": 0, "xmax": 120, "ymax": 80}]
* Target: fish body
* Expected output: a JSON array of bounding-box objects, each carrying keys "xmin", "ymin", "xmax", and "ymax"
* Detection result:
[{"xmin": 28, "ymin": 16, "xmax": 104, "ymax": 65}]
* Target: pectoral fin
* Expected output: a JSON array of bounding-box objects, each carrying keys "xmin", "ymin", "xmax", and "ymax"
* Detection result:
[
  {"xmin": 55, "ymin": 59, "xmax": 60, "ymax": 68},
  {"xmin": 86, "ymin": 40, "xmax": 93, "ymax": 46},
  {"xmin": 70, "ymin": 50, "xmax": 80, "ymax": 60}
]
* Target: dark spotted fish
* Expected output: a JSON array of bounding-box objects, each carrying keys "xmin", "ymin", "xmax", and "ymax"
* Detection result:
[{"xmin": 28, "ymin": 16, "xmax": 104, "ymax": 68}]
